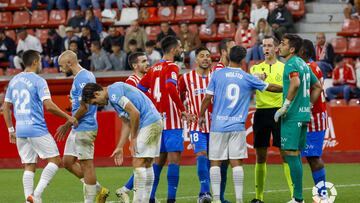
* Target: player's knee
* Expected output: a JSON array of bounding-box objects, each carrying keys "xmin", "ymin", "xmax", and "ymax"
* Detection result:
[
  {"xmin": 48, "ymin": 156, "xmax": 61, "ymax": 167},
  {"xmin": 167, "ymin": 152, "xmax": 181, "ymax": 164}
]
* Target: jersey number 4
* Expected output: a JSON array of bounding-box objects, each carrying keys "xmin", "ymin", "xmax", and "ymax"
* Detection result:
[
  {"xmin": 226, "ymin": 83, "xmax": 240, "ymax": 108},
  {"xmin": 12, "ymin": 89, "xmax": 31, "ymax": 114},
  {"xmin": 154, "ymin": 77, "xmax": 162, "ymax": 102}
]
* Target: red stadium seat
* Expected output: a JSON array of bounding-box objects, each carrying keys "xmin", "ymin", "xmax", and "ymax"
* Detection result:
[
  {"xmin": 199, "ymin": 24, "xmax": 217, "ymax": 41},
  {"xmin": 184, "ymin": 0, "xmax": 197, "ymax": 4},
  {"xmin": 188, "ymin": 24, "xmax": 199, "ymax": 34},
  {"xmin": 287, "ymin": 0, "xmax": 305, "ymax": 18},
  {"xmin": 30, "ymin": 10, "xmax": 48, "ymax": 27},
  {"xmin": 0, "ymin": 12, "xmax": 12, "ymax": 28},
  {"xmin": 347, "ymin": 38, "xmax": 360, "ymax": 56},
  {"xmin": 49, "ymin": 10, "xmax": 66, "ymax": 26},
  {"xmin": 5, "ymin": 30, "xmax": 16, "ymax": 41},
  {"xmin": 193, "ymin": 5, "xmax": 206, "ymax": 22},
  {"xmin": 13, "ymin": 11, "xmax": 30, "ymax": 28},
  {"xmin": 42, "ymin": 68, "xmax": 58, "ymax": 74},
  {"xmin": 35, "ymin": 29, "xmax": 49, "ymax": 44},
  {"xmin": 6, "ymin": 68, "xmax": 22, "ymax": 75},
  {"xmin": 171, "ymin": 25, "xmax": 180, "ymax": 35},
  {"xmin": 158, "ymin": 6, "xmax": 175, "ymax": 22},
  {"xmin": 175, "ymin": 6, "xmax": 193, "ymax": 22},
  {"xmin": 217, "ymin": 23, "xmax": 235, "ymax": 39},
  {"xmin": 337, "ymin": 19, "xmax": 360, "ymax": 37},
  {"xmin": 331, "ymin": 38, "xmax": 347, "ymax": 55},
  {"xmin": 0, "ymin": 0, "xmax": 10, "ymax": 8},
  {"xmin": 139, "ymin": 7, "xmax": 159, "ymax": 24},
  {"xmin": 206, "ymin": 42, "xmax": 220, "ymax": 60},
  {"xmin": 145, "ymin": 26, "xmax": 161, "ymax": 41},
  {"xmin": 349, "ymin": 99, "xmax": 360, "ymax": 106},
  {"xmin": 215, "ymin": 4, "xmax": 229, "ymax": 20},
  {"xmin": 6, "ymin": 0, "xmax": 26, "ymax": 10}
]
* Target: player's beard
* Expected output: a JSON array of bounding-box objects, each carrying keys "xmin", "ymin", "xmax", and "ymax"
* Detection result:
[
  {"xmin": 174, "ymin": 52, "xmax": 184, "ymax": 62},
  {"xmin": 65, "ymin": 70, "xmax": 73, "ymax": 77}
]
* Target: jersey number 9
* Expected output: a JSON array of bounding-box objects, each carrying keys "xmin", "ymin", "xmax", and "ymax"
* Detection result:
[{"xmin": 226, "ymin": 83, "xmax": 240, "ymax": 109}]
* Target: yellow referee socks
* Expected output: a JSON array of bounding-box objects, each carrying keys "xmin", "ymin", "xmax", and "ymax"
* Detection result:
[
  {"xmin": 255, "ymin": 163, "xmax": 267, "ymax": 201},
  {"xmin": 283, "ymin": 163, "xmax": 294, "ymax": 198}
]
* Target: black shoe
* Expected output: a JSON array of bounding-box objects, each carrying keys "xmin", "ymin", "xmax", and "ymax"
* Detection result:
[{"xmin": 250, "ymin": 199, "xmax": 264, "ymax": 203}]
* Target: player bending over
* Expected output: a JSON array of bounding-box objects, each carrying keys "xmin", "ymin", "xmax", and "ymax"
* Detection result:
[
  {"xmin": 3, "ymin": 50, "xmax": 77, "ymax": 203},
  {"xmin": 199, "ymin": 46, "xmax": 283, "ymax": 203}
]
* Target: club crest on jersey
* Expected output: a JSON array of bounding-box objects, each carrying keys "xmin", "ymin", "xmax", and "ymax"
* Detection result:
[
  {"xmin": 171, "ymin": 72, "xmax": 177, "ymax": 80},
  {"xmin": 111, "ymin": 94, "xmax": 117, "ymax": 101}
]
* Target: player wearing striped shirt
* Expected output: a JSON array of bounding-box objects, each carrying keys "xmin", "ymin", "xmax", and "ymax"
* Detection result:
[
  {"xmin": 299, "ymin": 39, "xmax": 329, "ymax": 202},
  {"xmin": 213, "ymin": 38, "xmax": 236, "ymax": 72},
  {"xmin": 178, "ymin": 47, "xmax": 213, "ymax": 202},
  {"xmin": 138, "ymin": 36, "xmax": 187, "ymax": 203}
]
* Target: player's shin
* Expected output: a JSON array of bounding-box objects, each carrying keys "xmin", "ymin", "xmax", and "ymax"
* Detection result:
[
  {"xmin": 283, "ymin": 162, "xmax": 294, "ymax": 198},
  {"xmin": 133, "ymin": 167, "xmax": 147, "ymax": 203},
  {"xmin": 255, "ymin": 163, "xmax": 267, "ymax": 201},
  {"xmin": 33, "ymin": 162, "xmax": 59, "ymax": 198},
  {"xmin": 150, "ymin": 163, "xmax": 163, "ymax": 200},
  {"xmin": 197, "ymin": 155, "xmax": 211, "ymax": 195},
  {"xmin": 285, "ymin": 155, "xmax": 303, "ymax": 201},
  {"xmin": 144, "ymin": 167, "xmax": 154, "ymax": 202},
  {"xmin": 312, "ymin": 167, "xmax": 327, "ymax": 197},
  {"xmin": 220, "ymin": 161, "xmax": 228, "ymax": 201},
  {"xmin": 23, "ymin": 170, "xmax": 35, "ymax": 200},
  {"xmin": 210, "ymin": 166, "xmax": 221, "ymax": 201},
  {"xmin": 167, "ymin": 163, "xmax": 180, "ymax": 202},
  {"xmin": 232, "ymin": 166, "xmax": 244, "ymax": 203},
  {"xmin": 84, "ymin": 184, "xmax": 97, "ymax": 203},
  {"xmin": 124, "ymin": 174, "xmax": 134, "ymax": 192}
]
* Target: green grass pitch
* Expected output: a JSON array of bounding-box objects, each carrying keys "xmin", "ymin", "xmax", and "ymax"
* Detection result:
[{"xmin": 1, "ymin": 163, "xmax": 359, "ymax": 202}]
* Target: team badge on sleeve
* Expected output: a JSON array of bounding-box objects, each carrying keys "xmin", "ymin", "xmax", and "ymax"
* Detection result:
[{"xmin": 171, "ymin": 72, "xmax": 177, "ymax": 80}]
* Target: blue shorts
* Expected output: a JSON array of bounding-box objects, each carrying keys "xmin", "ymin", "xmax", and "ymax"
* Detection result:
[
  {"xmin": 160, "ymin": 129, "xmax": 184, "ymax": 153},
  {"xmin": 301, "ymin": 130, "xmax": 326, "ymax": 157},
  {"xmin": 190, "ymin": 131, "xmax": 209, "ymax": 154}
]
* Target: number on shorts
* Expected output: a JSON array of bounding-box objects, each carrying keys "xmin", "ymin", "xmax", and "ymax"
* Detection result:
[
  {"xmin": 192, "ymin": 133, "xmax": 199, "ymax": 142},
  {"xmin": 154, "ymin": 77, "xmax": 161, "ymax": 102},
  {"xmin": 226, "ymin": 83, "xmax": 240, "ymax": 108},
  {"xmin": 12, "ymin": 89, "xmax": 31, "ymax": 114}
]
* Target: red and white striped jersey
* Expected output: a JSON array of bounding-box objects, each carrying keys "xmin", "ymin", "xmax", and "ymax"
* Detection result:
[
  {"xmin": 212, "ymin": 62, "xmax": 225, "ymax": 72},
  {"xmin": 179, "ymin": 70, "xmax": 212, "ymax": 133},
  {"xmin": 307, "ymin": 62, "xmax": 327, "ymax": 132},
  {"xmin": 138, "ymin": 60, "xmax": 185, "ymax": 130},
  {"xmin": 125, "ymin": 74, "xmax": 141, "ymax": 87}
]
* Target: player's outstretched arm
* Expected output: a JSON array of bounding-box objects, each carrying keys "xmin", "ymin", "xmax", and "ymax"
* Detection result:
[
  {"xmin": 43, "ymin": 99, "xmax": 78, "ymax": 126},
  {"xmin": 310, "ymin": 81, "xmax": 322, "ymax": 104},
  {"xmin": 199, "ymin": 94, "xmax": 213, "ymax": 129},
  {"xmin": 266, "ymin": 83, "xmax": 283, "ymax": 93},
  {"xmin": 123, "ymin": 99, "xmax": 140, "ymax": 156},
  {"xmin": 3, "ymin": 102, "xmax": 16, "ymax": 144}
]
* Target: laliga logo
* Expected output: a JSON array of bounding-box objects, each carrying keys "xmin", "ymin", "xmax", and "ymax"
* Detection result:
[{"xmin": 312, "ymin": 181, "xmax": 337, "ymax": 203}]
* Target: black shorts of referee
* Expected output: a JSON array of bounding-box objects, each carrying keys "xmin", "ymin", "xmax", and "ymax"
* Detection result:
[{"xmin": 253, "ymin": 107, "xmax": 281, "ymax": 148}]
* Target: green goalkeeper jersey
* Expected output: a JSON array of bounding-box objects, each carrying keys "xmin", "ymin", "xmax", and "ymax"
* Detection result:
[{"xmin": 282, "ymin": 56, "xmax": 319, "ymax": 122}]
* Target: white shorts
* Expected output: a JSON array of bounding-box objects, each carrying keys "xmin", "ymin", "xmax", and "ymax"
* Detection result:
[
  {"xmin": 209, "ymin": 131, "xmax": 248, "ymax": 161},
  {"xmin": 134, "ymin": 120, "xmax": 163, "ymax": 158},
  {"xmin": 64, "ymin": 130, "xmax": 97, "ymax": 160},
  {"xmin": 16, "ymin": 134, "xmax": 60, "ymax": 164}
]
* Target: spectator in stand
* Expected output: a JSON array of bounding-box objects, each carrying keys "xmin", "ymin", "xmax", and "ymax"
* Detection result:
[
  {"xmin": 69, "ymin": 40, "xmax": 90, "ymax": 70},
  {"xmin": 124, "ymin": 20, "xmax": 147, "ymax": 53},
  {"xmin": 145, "ymin": 40, "xmax": 161, "ymax": 66},
  {"xmin": 90, "ymin": 41, "xmax": 112, "ymax": 71},
  {"xmin": 315, "ymin": 32, "xmax": 335, "ymax": 79},
  {"xmin": 43, "ymin": 29, "xmax": 63, "ymax": 68},
  {"xmin": 67, "ymin": 10, "xmax": 86, "ymax": 33},
  {"xmin": 102, "ymin": 26, "xmax": 124, "ymax": 53},
  {"xmin": 125, "ymin": 39, "xmax": 142, "ymax": 70},
  {"xmin": 250, "ymin": 0, "xmax": 269, "ymax": 27},
  {"xmin": 156, "ymin": 22, "xmax": 177, "ymax": 47},
  {"xmin": 13, "ymin": 29, "xmax": 43, "ymax": 70},
  {"xmin": 177, "ymin": 22, "xmax": 201, "ymax": 69},
  {"xmin": 235, "ymin": 17, "xmax": 257, "ymax": 63},
  {"xmin": 326, "ymin": 55, "xmax": 356, "ymax": 103},
  {"xmin": 80, "ymin": 25, "xmax": 100, "ymax": 56},
  {"xmin": 109, "ymin": 39, "xmax": 127, "ymax": 71},
  {"xmin": 78, "ymin": 0, "xmax": 100, "ymax": 11},
  {"xmin": 84, "ymin": 8, "xmax": 103, "ymax": 36},
  {"xmin": 344, "ymin": 0, "xmax": 360, "ymax": 19},
  {"xmin": 62, "ymin": 27, "xmax": 81, "ymax": 51},
  {"xmin": 248, "ymin": 18, "xmax": 273, "ymax": 62},
  {"xmin": 31, "ymin": 0, "xmax": 66, "ymax": 11},
  {"xmin": 267, "ymin": 0, "xmax": 294, "ymax": 39},
  {"xmin": 155, "ymin": 0, "xmax": 184, "ymax": 6},
  {"xmin": 0, "ymin": 30, "xmax": 16, "ymax": 69},
  {"xmin": 200, "ymin": 0, "xmax": 216, "ymax": 35}
]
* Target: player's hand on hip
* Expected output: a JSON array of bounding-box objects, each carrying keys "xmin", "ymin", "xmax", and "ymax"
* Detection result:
[
  {"xmin": 111, "ymin": 147, "xmax": 124, "ymax": 166},
  {"xmin": 55, "ymin": 124, "xmax": 71, "ymax": 141},
  {"xmin": 9, "ymin": 132, "xmax": 16, "ymax": 144}
]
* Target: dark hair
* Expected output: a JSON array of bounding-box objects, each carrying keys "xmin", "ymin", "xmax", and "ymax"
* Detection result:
[
  {"xmin": 69, "ymin": 40, "xmax": 78, "ymax": 46},
  {"xmin": 263, "ymin": 35, "xmax": 280, "ymax": 46},
  {"xmin": 128, "ymin": 52, "xmax": 146, "ymax": 69},
  {"xmin": 300, "ymin": 39, "xmax": 316, "ymax": 61},
  {"xmin": 111, "ymin": 38, "xmax": 122, "ymax": 47},
  {"xmin": 145, "ymin": 40, "xmax": 156, "ymax": 47},
  {"xmin": 160, "ymin": 35, "xmax": 179, "ymax": 54},
  {"xmin": 229, "ymin": 46, "xmax": 247, "ymax": 64},
  {"xmin": 22, "ymin": 50, "xmax": 40, "ymax": 67},
  {"xmin": 82, "ymin": 83, "xmax": 103, "ymax": 103},
  {"xmin": 282, "ymin": 34, "xmax": 303, "ymax": 54},
  {"xmin": 91, "ymin": 41, "xmax": 101, "ymax": 49},
  {"xmin": 219, "ymin": 38, "xmax": 233, "ymax": 52},
  {"xmin": 129, "ymin": 39, "xmax": 138, "ymax": 46},
  {"xmin": 48, "ymin": 29, "xmax": 57, "ymax": 36},
  {"xmin": 81, "ymin": 25, "xmax": 91, "ymax": 31},
  {"xmin": 241, "ymin": 17, "xmax": 250, "ymax": 22},
  {"xmin": 195, "ymin": 47, "xmax": 211, "ymax": 56},
  {"xmin": 334, "ymin": 55, "xmax": 343, "ymax": 64}
]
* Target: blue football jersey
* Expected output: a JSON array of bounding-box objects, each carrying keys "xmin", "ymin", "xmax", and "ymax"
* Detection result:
[
  {"xmin": 71, "ymin": 69, "xmax": 98, "ymax": 132},
  {"xmin": 5, "ymin": 72, "xmax": 50, "ymax": 137},
  {"xmin": 108, "ymin": 82, "xmax": 161, "ymax": 128},
  {"xmin": 207, "ymin": 67, "xmax": 268, "ymax": 132}
]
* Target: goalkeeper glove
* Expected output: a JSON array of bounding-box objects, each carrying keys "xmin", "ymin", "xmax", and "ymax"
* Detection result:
[{"xmin": 274, "ymin": 99, "xmax": 291, "ymax": 122}]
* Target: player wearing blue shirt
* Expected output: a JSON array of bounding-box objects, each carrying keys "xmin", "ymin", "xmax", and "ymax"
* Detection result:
[
  {"xmin": 81, "ymin": 82, "xmax": 163, "ymax": 203},
  {"xmin": 55, "ymin": 50, "xmax": 108, "ymax": 203},
  {"xmin": 3, "ymin": 50, "xmax": 77, "ymax": 203},
  {"xmin": 199, "ymin": 46, "xmax": 282, "ymax": 203}
]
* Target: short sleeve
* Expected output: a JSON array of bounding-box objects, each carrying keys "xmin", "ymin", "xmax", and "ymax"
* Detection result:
[
  {"xmin": 246, "ymin": 73, "xmax": 268, "ymax": 91},
  {"xmin": 206, "ymin": 73, "xmax": 216, "ymax": 95},
  {"xmin": 165, "ymin": 63, "xmax": 179, "ymax": 86},
  {"xmin": 4, "ymin": 85, "xmax": 12, "ymax": 103},
  {"xmin": 37, "ymin": 78, "xmax": 51, "ymax": 102},
  {"xmin": 310, "ymin": 69, "xmax": 319, "ymax": 86}
]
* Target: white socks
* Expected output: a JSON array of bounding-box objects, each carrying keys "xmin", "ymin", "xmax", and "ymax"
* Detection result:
[
  {"xmin": 84, "ymin": 184, "xmax": 97, "ymax": 203},
  {"xmin": 80, "ymin": 178, "xmax": 102, "ymax": 193},
  {"xmin": 233, "ymin": 166, "xmax": 244, "ymax": 203},
  {"xmin": 33, "ymin": 162, "xmax": 58, "ymax": 198},
  {"xmin": 23, "ymin": 170, "xmax": 35, "ymax": 200},
  {"xmin": 133, "ymin": 167, "xmax": 147, "ymax": 203},
  {"xmin": 210, "ymin": 166, "xmax": 221, "ymax": 201},
  {"xmin": 144, "ymin": 167, "xmax": 154, "ymax": 202}
]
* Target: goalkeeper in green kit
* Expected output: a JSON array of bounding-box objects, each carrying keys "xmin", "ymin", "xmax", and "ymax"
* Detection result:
[{"xmin": 275, "ymin": 34, "xmax": 322, "ymax": 203}]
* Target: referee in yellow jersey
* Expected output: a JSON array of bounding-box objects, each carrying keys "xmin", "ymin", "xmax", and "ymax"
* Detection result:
[{"xmin": 250, "ymin": 36, "xmax": 293, "ymax": 203}]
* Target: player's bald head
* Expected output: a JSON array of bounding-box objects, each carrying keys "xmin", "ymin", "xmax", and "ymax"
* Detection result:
[
  {"xmin": 58, "ymin": 50, "xmax": 79, "ymax": 77},
  {"xmin": 58, "ymin": 50, "xmax": 78, "ymax": 64}
]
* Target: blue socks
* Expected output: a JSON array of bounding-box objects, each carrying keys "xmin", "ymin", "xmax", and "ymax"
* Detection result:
[
  {"xmin": 220, "ymin": 161, "xmax": 228, "ymax": 201},
  {"xmin": 312, "ymin": 168, "xmax": 327, "ymax": 197},
  {"xmin": 167, "ymin": 164, "xmax": 180, "ymax": 200},
  {"xmin": 150, "ymin": 163, "xmax": 163, "ymax": 200},
  {"xmin": 124, "ymin": 174, "xmax": 134, "ymax": 190},
  {"xmin": 197, "ymin": 155, "xmax": 210, "ymax": 194}
]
